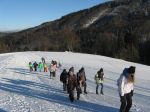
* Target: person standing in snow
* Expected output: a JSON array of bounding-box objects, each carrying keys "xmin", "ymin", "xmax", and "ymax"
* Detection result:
[
  {"xmin": 43, "ymin": 63, "xmax": 48, "ymax": 72},
  {"xmin": 95, "ymin": 68, "xmax": 104, "ymax": 95},
  {"xmin": 58, "ymin": 61, "xmax": 62, "ymax": 68},
  {"xmin": 67, "ymin": 67, "xmax": 77, "ymax": 102},
  {"xmin": 77, "ymin": 67, "xmax": 87, "ymax": 94},
  {"xmin": 38, "ymin": 62, "xmax": 43, "ymax": 72},
  {"xmin": 118, "ymin": 66, "xmax": 136, "ymax": 112},
  {"xmin": 60, "ymin": 69, "xmax": 68, "ymax": 91},
  {"xmin": 28, "ymin": 62, "xmax": 33, "ymax": 72},
  {"xmin": 49, "ymin": 60, "xmax": 57, "ymax": 78},
  {"xmin": 41, "ymin": 57, "xmax": 45, "ymax": 64}
]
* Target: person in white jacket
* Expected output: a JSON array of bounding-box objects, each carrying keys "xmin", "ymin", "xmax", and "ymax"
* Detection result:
[{"xmin": 118, "ymin": 66, "xmax": 136, "ymax": 112}]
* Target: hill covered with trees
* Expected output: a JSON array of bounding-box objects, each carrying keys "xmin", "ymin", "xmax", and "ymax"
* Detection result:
[{"xmin": 0, "ymin": 0, "xmax": 150, "ymax": 65}]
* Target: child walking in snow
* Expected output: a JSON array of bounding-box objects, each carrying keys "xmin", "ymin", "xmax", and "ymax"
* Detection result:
[
  {"xmin": 38, "ymin": 62, "xmax": 43, "ymax": 72},
  {"xmin": 28, "ymin": 62, "xmax": 33, "ymax": 72},
  {"xmin": 43, "ymin": 63, "xmax": 48, "ymax": 72}
]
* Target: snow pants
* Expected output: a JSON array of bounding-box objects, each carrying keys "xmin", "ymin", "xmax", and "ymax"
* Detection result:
[
  {"xmin": 120, "ymin": 92, "xmax": 132, "ymax": 112},
  {"xmin": 63, "ymin": 83, "xmax": 67, "ymax": 91}
]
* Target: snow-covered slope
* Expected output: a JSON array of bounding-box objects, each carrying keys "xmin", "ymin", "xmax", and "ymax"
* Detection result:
[
  {"xmin": 83, "ymin": 9, "xmax": 108, "ymax": 28},
  {"xmin": 0, "ymin": 51, "xmax": 150, "ymax": 112}
]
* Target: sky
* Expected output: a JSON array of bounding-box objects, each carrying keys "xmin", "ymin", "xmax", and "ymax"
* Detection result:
[{"xmin": 0, "ymin": 0, "xmax": 109, "ymax": 32}]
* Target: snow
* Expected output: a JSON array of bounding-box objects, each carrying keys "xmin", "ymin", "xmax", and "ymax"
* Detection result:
[
  {"xmin": 83, "ymin": 9, "xmax": 108, "ymax": 28},
  {"xmin": 0, "ymin": 51, "xmax": 150, "ymax": 112},
  {"xmin": 109, "ymin": 6, "xmax": 128, "ymax": 16}
]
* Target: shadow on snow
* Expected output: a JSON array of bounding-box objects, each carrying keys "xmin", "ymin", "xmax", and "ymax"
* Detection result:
[
  {"xmin": 0, "ymin": 109, "xmax": 7, "ymax": 112},
  {"xmin": 0, "ymin": 78, "xmax": 118, "ymax": 112}
]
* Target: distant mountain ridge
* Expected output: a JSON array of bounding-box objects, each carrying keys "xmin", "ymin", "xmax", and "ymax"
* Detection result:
[{"xmin": 0, "ymin": 0, "xmax": 150, "ymax": 65}]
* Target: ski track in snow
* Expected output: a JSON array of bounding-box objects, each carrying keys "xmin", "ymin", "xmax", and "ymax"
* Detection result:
[{"xmin": 0, "ymin": 52, "xmax": 150, "ymax": 112}]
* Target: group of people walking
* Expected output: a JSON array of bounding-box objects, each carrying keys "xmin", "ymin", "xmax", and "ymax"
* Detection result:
[
  {"xmin": 28, "ymin": 61, "xmax": 48, "ymax": 72},
  {"xmin": 60, "ymin": 67, "xmax": 104, "ymax": 102},
  {"xmin": 28, "ymin": 57, "xmax": 59, "ymax": 79},
  {"xmin": 60, "ymin": 67, "xmax": 88, "ymax": 102},
  {"xmin": 60, "ymin": 65, "xmax": 136, "ymax": 112},
  {"xmin": 28, "ymin": 57, "xmax": 47, "ymax": 72},
  {"xmin": 29, "ymin": 58, "xmax": 136, "ymax": 112}
]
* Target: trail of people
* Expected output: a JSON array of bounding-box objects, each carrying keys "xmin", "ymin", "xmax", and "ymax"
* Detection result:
[{"xmin": 0, "ymin": 52, "xmax": 150, "ymax": 112}]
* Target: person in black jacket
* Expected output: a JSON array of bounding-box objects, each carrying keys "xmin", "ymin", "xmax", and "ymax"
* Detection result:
[
  {"xmin": 60, "ymin": 69, "xmax": 68, "ymax": 91},
  {"xmin": 33, "ymin": 61, "xmax": 38, "ymax": 71}
]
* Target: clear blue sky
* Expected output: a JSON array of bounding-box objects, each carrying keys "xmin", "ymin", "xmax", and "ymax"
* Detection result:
[{"xmin": 0, "ymin": 0, "xmax": 109, "ymax": 31}]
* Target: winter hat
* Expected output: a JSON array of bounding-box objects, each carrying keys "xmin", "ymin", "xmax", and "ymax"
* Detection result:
[
  {"xmin": 69, "ymin": 67, "xmax": 74, "ymax": 72},
  {"xmin": 80, "ymin": 67, "xmax": 84, "ymax": 72},
  {"xmin": 128, "ymin": 66, "xmax": 136, "ymax": 74},
  {"xmin": 122, "ymin": 68, "xmax": 128, "ymax": 78},
  {"xmin": 63, "ymin": 69, "xmax": 66, "ymax": 72},
  {"xmin": 100, "ymin": 68, "xmax": 103, "ymax": 72}
]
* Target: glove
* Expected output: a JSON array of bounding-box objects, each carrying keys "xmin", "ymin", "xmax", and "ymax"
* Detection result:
[{"xmin": 131, "ymin": 90, "xmax": 134, "ymax": 96}]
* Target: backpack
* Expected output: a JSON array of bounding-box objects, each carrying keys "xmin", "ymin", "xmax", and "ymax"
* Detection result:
[
  {"xmin": 117, "ymin": 74, "xmax": 123, "ymax": 86},
  {"xmin": 98, "ymin": 72, "xmax": 104, "ymax": 80},
  {"xmin": 117, "ymin": 68, "xmax": 128, "ymax": 86}
]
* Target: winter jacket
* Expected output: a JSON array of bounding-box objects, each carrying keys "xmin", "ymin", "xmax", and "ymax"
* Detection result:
[
  {"xmin": 29, "ymin": 63, "xmax": 32, "ymax": 67},
  {"xmin": 33, "ymin": 62, "xmax": 38, "ymax": 68},
  {"xmin": 80, "ymin": 71, "xmax": 86, "ymax": 82},
  {"xmin": 67, "ymin": 74, "xmax": 77, "ymax": 93},
  {"xmin": 95, "ymin": 73, "xmax": 104, "ymax": 84},
  {"xmin": 50, "ymin": 64, "xmax": 57, "ymax": 72},
  {"xmin": 77, "ymin": 71, "xmax": 86, "ymax": 83},
  {"xmin": 60, "ymin": 70, "xmax": 68, "ymax": 84},
  {"xmin": 118, "ymin": 75, "xmax": 134, "ymax": 96},
  {"xmin": 38, "ymin": 63, "xmax": 43, "ymax": 69}
]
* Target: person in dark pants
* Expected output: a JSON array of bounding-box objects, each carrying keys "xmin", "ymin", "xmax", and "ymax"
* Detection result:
[
  {"xmin": 60, "ymin": 69, "xmax": 68, "ymax": 91},
  {"xmin": 118, "ymin": 66, "xmax": 136, "ymax": 112},
  {"xmin": 33, "ymin": 61, "xmax": 38, "ymax": 72},
  {"xmin": 67, "ymin": 67, "xmax": 77, "ymax": 102},
  {"xmin": 120, "ymin": 92, "xmax": 133, "ymax": 112}
]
